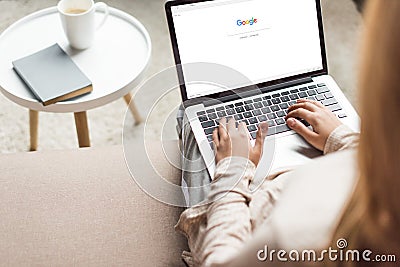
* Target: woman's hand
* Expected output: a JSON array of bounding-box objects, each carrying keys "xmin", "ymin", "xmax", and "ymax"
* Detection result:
[
  {"xmin": 285, "ymin": 99, "xmax": 343, "ymax": 151},
  {"xmin": 213, "ymin": 118, "xmax": 269, "ymax": 166}
]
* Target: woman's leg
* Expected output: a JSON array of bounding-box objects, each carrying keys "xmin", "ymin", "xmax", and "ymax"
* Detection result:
[{"xmin": 177, "ymin": 106, "xmax": 212, "ymax": 207}]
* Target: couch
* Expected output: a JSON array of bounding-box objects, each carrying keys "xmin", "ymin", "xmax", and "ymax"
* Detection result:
[{"xmin": 0, "ymin": 142, "xmax": 188, "ymax": 266}]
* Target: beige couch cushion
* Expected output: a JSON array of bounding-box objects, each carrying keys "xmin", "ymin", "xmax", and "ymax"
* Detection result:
[{"xmin": 0, "ymin": 143, "xmax": 188, "ymax": 266}]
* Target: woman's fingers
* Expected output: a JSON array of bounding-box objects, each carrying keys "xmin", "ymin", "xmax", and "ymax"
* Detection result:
[
  {"xmin": 218, "ymin": 118, "xmax": 228, "ymax": 140},
  {"xmin": 238, "ymin": 121, "xmax": 248, "ymax": 135},
  {"xmin": 297, "ymin": 98, "xmax": 325, "ymax": 109},
  {"xmin": 285, "ymin": 108, "xmax": 315, "ymax": 123},
  {"xmin": 286, "ymin": 118, "xmax": 319, "ymax": 146},
  {"xmin": 227, "ymin": 118, "xmax": 236, "ymax": 132},
  {"xmin": 254, "ymin": 122, "xmax": 268, "ymax": 153},
  {"xmin": 287, "ymin": 102, "xmax": 318, "ymax": 113},
  {"xmin": 288, "ymin": 99, "xmax": 327, "ymax": 114},
  {"xmin": 212, "ymin": 128, "xmax": 219, "ymax": 147}
]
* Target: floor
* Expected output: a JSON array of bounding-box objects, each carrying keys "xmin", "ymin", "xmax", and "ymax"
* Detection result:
[{"xmin": 0, "ymin": 0, "xmax": 363, "ymax": 153}]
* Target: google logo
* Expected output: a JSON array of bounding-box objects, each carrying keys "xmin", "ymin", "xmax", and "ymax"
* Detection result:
[{"xmin": 237, "ymin": 17, "xmax": 258, "ymax": 26}]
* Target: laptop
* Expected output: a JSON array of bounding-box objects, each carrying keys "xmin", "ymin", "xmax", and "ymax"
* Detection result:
[{"xmin": 165, "ymin": 0, "xmax": 359, "ymax": 182}]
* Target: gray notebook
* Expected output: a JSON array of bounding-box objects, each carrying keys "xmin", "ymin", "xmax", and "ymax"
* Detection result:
[{"xmin": 12, "ymin": 44, "xmax": 92, "ymax": 106}]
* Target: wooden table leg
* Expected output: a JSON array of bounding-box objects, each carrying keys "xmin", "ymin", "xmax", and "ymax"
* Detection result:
[
  {"xmin": 74, "ymin": 111, "xmax": 91, "ymax": 148},
  {"xmin": 29, "ymin": 109, "xmax": 39, "ymax": 151},
  {"xmin": 124, "ymin": 93, "xmax": 143, "ymax": 125}
]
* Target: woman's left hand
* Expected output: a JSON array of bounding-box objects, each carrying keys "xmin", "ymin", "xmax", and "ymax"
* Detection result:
[{"xmin": 213, "ymin": 118, "xmax": 269, "ymax": 166}]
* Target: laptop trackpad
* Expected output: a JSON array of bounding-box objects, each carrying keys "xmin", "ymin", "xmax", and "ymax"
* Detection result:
[{"xmin": 252, "ymin": 133, "xmax": 322, "ymax": 187}]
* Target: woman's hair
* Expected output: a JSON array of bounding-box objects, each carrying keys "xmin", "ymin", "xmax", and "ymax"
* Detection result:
[{"xmin": 331, "ymin": 0, "xmax": 400, "ymax": 265}]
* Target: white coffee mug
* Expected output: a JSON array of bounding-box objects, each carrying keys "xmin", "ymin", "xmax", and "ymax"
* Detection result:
[{"xmin": 58, "ymin": 0, "xmax": 109, "ymax": 50}]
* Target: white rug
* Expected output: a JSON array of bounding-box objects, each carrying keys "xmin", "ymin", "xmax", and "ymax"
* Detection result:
[{"xmin": 0, "ymin": 0, "xmax": 362, "ymax": 153}]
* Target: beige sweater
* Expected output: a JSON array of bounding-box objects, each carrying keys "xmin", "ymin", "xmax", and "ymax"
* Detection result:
[{"xmin": 176, "ymin": 125, "xmax": 359, "ymax": 267}]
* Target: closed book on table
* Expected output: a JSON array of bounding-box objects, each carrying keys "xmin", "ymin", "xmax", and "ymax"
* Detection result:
[{"xmin": 12, "ymin": 43, "xmax": 92, "ymax": 106}]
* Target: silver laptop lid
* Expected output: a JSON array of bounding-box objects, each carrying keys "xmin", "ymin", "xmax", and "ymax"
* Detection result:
[{"xmin": 165, "ymin": 0, "xmax": 328, "ymax": 102}]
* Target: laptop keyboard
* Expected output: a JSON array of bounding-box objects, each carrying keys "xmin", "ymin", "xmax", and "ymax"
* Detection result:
[{"xmin": 196, "ymin": 83, "xmax": 347, "ymax": 149}]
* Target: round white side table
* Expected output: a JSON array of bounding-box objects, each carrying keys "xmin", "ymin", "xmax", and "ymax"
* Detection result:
[{"xmin": 0, "ymin": 6, "xmax": 151, "ymax": 150}]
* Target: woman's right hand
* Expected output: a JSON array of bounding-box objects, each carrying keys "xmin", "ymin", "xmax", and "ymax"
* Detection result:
[{"xmin": 285, "ymin": 99, "xmax": 343, "ymax": 151}]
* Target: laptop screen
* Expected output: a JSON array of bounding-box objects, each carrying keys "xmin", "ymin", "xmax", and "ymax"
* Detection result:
[{"xmin": 169, "ymin": 0, "xmax": 325, "ymax": 100}]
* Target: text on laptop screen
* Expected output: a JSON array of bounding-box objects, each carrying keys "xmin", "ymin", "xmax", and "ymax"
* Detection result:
[{"xmin": 171, "ymin": 0, "xmax": 324, "ymax": 99}]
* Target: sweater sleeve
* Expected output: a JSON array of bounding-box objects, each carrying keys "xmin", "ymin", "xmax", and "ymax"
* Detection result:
[
  {"xmin": 199, "ymin": 156, "xmax": 256, "ymax": 267},
  {"xmin": 323, "ymin": 124, "xmax": 359, "ymax": 155}
]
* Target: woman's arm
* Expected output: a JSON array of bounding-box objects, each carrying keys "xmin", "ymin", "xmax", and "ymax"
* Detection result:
[
  {"xmin": 197, "ymin": 119, "xmax": 268, "ymax": 266},
  {"xmin": 322, "ymin": 124, "xmax": 359, "ymax": 154},
  {"xmin": 200, "ymin": 157, "xmax": 255, "ymax": 266}
]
